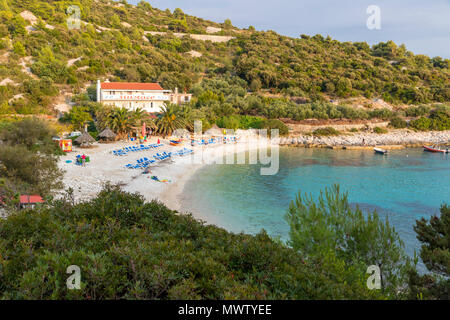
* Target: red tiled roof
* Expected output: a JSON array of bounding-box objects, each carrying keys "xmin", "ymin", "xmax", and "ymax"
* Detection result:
[
  {"xmin": 19, "ymin": 195, "xmax": 44, "ymax": 204},
  {"xmin": 101, "ymin": 82, "xmax": 164, "ymax": 91}
]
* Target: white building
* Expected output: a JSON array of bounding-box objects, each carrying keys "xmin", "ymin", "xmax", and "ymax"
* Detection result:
[{"xmin": 96, "ymin": 80, "xmax": 192, "ymax": 113}]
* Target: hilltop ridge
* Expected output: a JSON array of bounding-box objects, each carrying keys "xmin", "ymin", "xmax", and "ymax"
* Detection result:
[{"xmin": 0, "ymin": 0, "xmax": 448, "ymax": 118}]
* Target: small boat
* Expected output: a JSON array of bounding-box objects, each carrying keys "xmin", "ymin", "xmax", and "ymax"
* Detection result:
[
  {"xmin": 169, "ymin": 139, "xmax": 183, "ymax": 146},
  {"xmin": 423, "ymin": 145, "xmax": 448, "ymax": 153},
  {"xmin": 374, "ymin": 147, "xmax": 388, "ymax": 155}
]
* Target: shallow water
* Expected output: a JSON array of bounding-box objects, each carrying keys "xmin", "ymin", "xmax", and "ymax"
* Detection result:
[{"xmin": 181, "ymin": 148, "xmax": 450, "ymax": 260}]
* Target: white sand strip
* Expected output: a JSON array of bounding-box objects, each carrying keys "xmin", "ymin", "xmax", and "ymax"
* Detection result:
[{"xmin": 58, "ymin": 134, "xmax": 267, "ymax": 225}]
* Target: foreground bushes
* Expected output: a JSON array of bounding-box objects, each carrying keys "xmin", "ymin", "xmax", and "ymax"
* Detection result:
[
  {"xmin": 286, "ymin": 185, "xmax": 413, "ymax": 298},
  {"xmin": 0, "ymin": 185, "xmax": 384, "ymax": 299}
]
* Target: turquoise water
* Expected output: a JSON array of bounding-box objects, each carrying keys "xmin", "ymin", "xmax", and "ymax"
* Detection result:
[{"xmin": 181, "ymin": 148, "xmax": 450, "ymax": 259}]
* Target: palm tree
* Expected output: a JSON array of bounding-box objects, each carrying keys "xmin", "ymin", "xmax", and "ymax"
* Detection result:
[
  {"xmin": 155, "ymin": 103, "xmax": 188, "ymax": 137},
  {"xmin": 107, "ymin": 107, "xmax": 133, "ymax": 138},
  {"xmin": 132, "ymin": 107, "xmax": 145, "ymax": 126}
]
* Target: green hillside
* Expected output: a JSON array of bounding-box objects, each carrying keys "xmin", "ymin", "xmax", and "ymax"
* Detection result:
[{"xmin": 0, "ymin": 0, "xmax": 449, "ymax": 118}]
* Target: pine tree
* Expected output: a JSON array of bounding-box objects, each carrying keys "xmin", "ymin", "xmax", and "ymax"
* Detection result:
[{"xmin": 408, "ymin": 205, "xmax": 449, "ymax": 299}]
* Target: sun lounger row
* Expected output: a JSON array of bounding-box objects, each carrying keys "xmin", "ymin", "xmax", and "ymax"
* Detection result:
[
  {"xmin": 192, "ymin": 138, "xmax": 222, "ymax": 145},
  {"xmin": 124, "ymin": 148, "xmax": 194, "ymax": 169},
  {"xmin": 223, "ymin": 136, "xmax": 238, "ymax": 143},
  {"xmin": 125, "ymin": 153, "xmax": 171, "ymax": 169},
  {"xmin": 112, "ymin": 143, "xmax": 164, "ymax": 156},
  {"xmin": 173, "ymin": 148, "xmax": 194, "ymax": 156}
]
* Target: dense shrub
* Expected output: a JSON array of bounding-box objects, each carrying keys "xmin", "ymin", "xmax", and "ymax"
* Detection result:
[
  {"xmin": 0, "ymin": 185, "xmax": 386, "ymax": 299},
  {"xmin": 0, "ymin": 118, "xmax": 63, "ymax": 198},
  {"xmin": 408, "ymin": 205, "xmax": 450, "ymax": 300},
  {"xmin": 410, "ymin": 117, "xmax": 432, "ymax": 131},
  {"xmin": 1, "ymin": 0, "xmax": 449, "ymax": 116},
  {"xmin": 258, "ymin": 119, "xmax": 289, "ymax": 136},
  {"xmin": 373, "ymin": 126, "xmax": 388, "ymax": 134},
  {"xmin": 389, "ymin": 117, "xmax": 407, "ymax": 128},
  {"xmin": 286, "ymin": 185, "xmax": 413, "ymax": 298},
  {"xmin": 410, "ymin": 108, "xmax": 450, "ymax": 131},
  {"xmin": 313, "ymin": 127, "xmax": 340, "ymax": 136},
  {"xmin": 404, "ymin": 105, "xmax": 431, "ymax": 117}
]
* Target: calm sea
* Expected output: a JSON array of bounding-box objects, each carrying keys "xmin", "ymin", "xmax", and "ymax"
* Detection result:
[{"xmin": 181, "ymin": 147, "xmax": 450, "ymax": 259}]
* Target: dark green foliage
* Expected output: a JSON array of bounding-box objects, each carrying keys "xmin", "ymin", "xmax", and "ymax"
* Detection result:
[
  {"xmin": 389, "ymin": 116, "xmax": 407, "ymax": 128},
  {"xmin": 0, "ymin": 0, "xmax": 448, "ymax": 117},
  {"xmin": 428, "ymin": 106, "xmax": 450, "ymax": 130},
  {"xmin": 405, "ymin": 105, "xmax": 431, "ymax": 117},
  {"xmin": 408, "ymin": 205, "xmax": 450, "ymax": 300},
  {"xmin": 60, "ymin": 105, "xmax": 93, "ymax": 130},
  {"xmin": 0, "ymin": 117, "xmax": 61, "ymax": 154},
  {"xmin": 0, "ymin": 144, "xmax": 62, "ymax": 197},
  {"xmin": 0, "ymin": 185, "xmax": 389, "ymax": 299},
  {"xmin": 0, "ymin": 118, "xmax": 63, "ymax": 198},
  {"xmin": 410, "ymin": 117, "xmax": 432, "ymax": 131},
  {"xmin": 286, "ymin": 185, "xmax": 413, "ymax": 297},
  {"xmin": 31, "ymin": 46, "xmax": 69, "ymax": 83},
  {"xmin": 258, "ymin": 119, "xmax": 289, "ymax": 136},
  {"xmin": 415, "ymin": 205, "xmax": 449, "ymax": 276},
  {"xmin": 410, "ymin": 106, "xmax": 450, "ymax": 131},
  {"xmin": 373, "ymin": 126, "xmax": 388, "ymax": 134},
  {"xmin": 155, "ymin": 103, "xmax": 189, "ymax": 136},
  {"xmin": 313, "ymin": 127, "xmax": 340, "ymax": 136}
]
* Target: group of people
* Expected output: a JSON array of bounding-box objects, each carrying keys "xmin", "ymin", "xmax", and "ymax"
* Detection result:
[{"xmin": 76, "ymin": 154, "xmax": 88, "ymax": 167}]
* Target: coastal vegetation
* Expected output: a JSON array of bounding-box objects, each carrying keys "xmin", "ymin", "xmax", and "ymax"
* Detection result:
[
  {"xmin": 286, "ymin": 185, "xmax": 413, "ymax": 297},
  {"xmin": 312, "ymin": 127, "xmax": 341, "ymax": 136},
  {"xmin": 0, "ymin": 0, "xmax": 448, "ymax": 128},
  {"xmin": 0, "ymin": 184, "xmax": 383, "ymax": 299},
  {"xmin": 0, "ymin": 183, "xmax": 447, "ymax": 299},
  {"xmin": 408, "ymin": 205, "xmax": 449, "ymax": 300},
  {"xmin": 373, "ymin": 126, "xmax": 388, "ymax": 134},
  {"xmin": 0, "ymin": 118, "xmax": 63, "ymax": 203},
  {"xmin": 0, "ymin": 0, "xmax": 449, "ymax": 301}
]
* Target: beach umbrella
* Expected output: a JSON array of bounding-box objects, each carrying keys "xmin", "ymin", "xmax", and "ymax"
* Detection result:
[
  {"xmin": 74, "ymin": 131, "xmax": 96, "ymax": 147},
  {"xmin": 142, "ymin": 122, "xmax": 146, "ymax": 137},
  {"xmin": 98, "ymin": 127, "xmax": 116, "ymax": 141}
]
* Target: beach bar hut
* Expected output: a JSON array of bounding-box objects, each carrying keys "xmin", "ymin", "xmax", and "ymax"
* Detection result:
[
  {"xmin": 98, "ymin": 127, "xmax": 116, "ymax": 142},
  {"xmin": 74, "ymin": 131, "xmax": 96, "ymax": 147},
  {"xmin": 59, "ymin": 139, "xmax": 73, "ymax": 152}
]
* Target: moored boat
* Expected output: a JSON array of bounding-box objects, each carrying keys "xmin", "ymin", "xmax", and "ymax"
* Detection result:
[
  {"xmin": 423, "ymin": 145, "xmax": 448, "ymax": 153},
  {"xmin": 374, "ymin": 147, "xmax": 388, "ymax": 155},
  {"xmin": 170, "ymin": 139, "xmax": 183, "ymax": 146}
]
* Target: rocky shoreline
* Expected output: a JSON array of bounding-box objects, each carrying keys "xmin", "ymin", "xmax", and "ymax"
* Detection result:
[{"xmin": 278, "ymin": 130, "xmax": 450, "ymax": 149}]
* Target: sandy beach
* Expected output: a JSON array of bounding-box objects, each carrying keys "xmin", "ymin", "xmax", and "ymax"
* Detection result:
[
  {"xmin": 58, "ymin": 132, "xmax": 268, "ymax": 224},
  {"xmin": 58, "ymin": 129, "xmax": 450, "ymax": 224}
]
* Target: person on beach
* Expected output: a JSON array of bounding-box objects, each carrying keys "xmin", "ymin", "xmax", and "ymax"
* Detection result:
[
  {"xmin": 362, "ymin": 138, "xmax": 365, "ymax": 146},
  {"xmin": 143, "ymin": 167, "xmax": 151, "ymax": 175},
  {"xmin": 157, "ymin": 138, "xmax": 160, "ymax": 144},
  {"xmin": 81, "ymin": 154, "xmax": 86, "ymax": 167}
]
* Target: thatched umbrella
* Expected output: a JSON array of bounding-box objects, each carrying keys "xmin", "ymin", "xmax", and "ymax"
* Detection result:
[
  {"xmin": 205, "ymin": 124, "xmax": 222, "ymax": 136},
  {"xmin": 98, "ymin": 127, "xmax": 116, "ymax": 142},
  {"xmin": 74, "ymin": 131, "xmax": 96, "ymax": 147}
]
